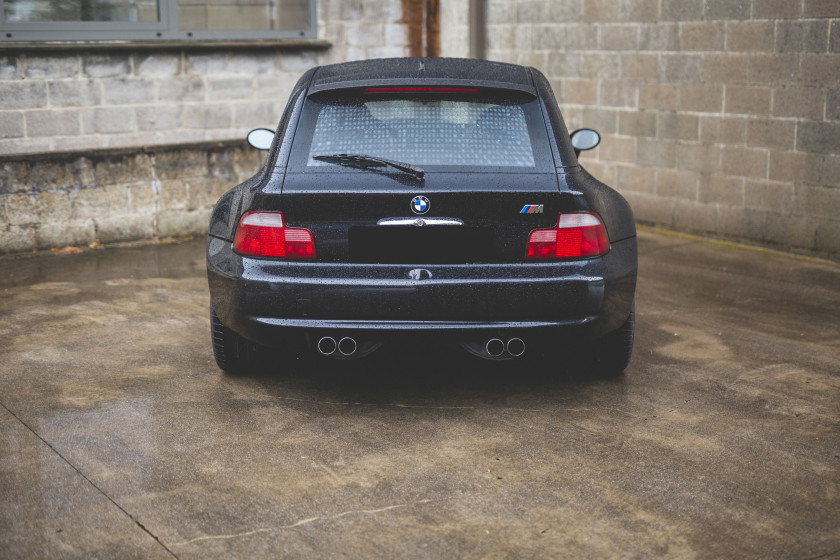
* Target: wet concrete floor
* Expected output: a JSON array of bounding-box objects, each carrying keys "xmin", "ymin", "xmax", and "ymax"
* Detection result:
[{"xmin": 0, "ymin": 229, "xmax": 838, "ymax": 559}]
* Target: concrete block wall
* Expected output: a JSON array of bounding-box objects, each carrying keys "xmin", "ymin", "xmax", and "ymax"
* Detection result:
[
  {"xmin": 0, "ymin": 0, "xmax": 414, "ymax": 253},
  {"xmin": 319, "ymin": 0, "xmax": 409, "ymax": 64},
  {"xmin": 4, "ymin": 0, "xmax": 838, "ymax": 259},
  {"xmin": 471, "ymin": 0, "xmax": 840, "ymax": 259},
  {"xmin": 0, "ymin": 142, "xmax": 261, "ymax": 253},
  {"xmin": 0, "ymin": 50, "xmax": 315, "ymax": 156},
  {"xmin": 0, "ymin": 0, "xmax": 411, "ymax": 157},
  {"xmin": 0, "ymin": 49, "xmax": 308, "ymax": 251},
  {"xmin": 441, "ymin": 1, "xmax": 471, "ymax": 58}
]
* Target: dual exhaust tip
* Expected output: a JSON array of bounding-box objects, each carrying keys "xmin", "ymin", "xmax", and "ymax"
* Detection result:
[
  {"xmin": 319, "ymin": 335, "xmax": 524, "ymax": 359},
  {"xmin": 317, "ymin": 336, "xmax": 357, "ymax": 357},
  {"xmin": 486, "ymin": 337, "xmax": 525, "ymax": 358}
]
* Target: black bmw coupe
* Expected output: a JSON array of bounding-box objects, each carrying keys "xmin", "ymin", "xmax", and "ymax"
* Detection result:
[{"xmin": 207, "ymin": 57, "xmax": 637, "ymax": 374}]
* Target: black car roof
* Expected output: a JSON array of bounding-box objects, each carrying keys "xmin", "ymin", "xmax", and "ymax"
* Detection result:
[{"xmin": 307, "ymin": 57, "xmax": 537, "ymax": 96}]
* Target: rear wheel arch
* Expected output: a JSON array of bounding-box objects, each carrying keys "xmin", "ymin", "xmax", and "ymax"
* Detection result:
[
  {"xmin": 210, "ymin": 305, "xmax": 261, "ymax": 375},
  {"xmin": 567, "ymin": 168, "xmax": 636, "ymax": 244},
  {"xmin": 588, "ymin": 300, "xmax": 635, "ymax": 376}
]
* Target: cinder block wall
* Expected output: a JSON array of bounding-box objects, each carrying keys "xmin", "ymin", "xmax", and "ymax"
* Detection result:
[
  {"xmin": 0, "ymin": 142, "xmax": 261, "ymax": 252},
  {"xmin": 0, "ymin": 50, "xmax": 317, "ymax": 156},
  {"xmin": 0, "ymin": 0, "xmax": 413, "ymax": 253},
  {"xmin": 475, "ymin": 0, "xmax": 840, "ymax": 259},
  {"xmin": 0, "ymin": 0, "xmax": 411, "ymax": 156}
]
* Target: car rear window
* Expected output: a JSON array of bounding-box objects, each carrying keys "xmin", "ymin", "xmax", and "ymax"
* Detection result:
[{"xmin": 292, "ymin": 92, "xmax": 550, "ymax": 171}]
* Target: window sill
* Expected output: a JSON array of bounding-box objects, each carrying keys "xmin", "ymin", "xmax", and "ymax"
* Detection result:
[
  {"xmin": 0, "ymin": 38, "xmax": 331, "ymax": 52},
  {"xmin": 0, "ymin": 138, "xmax": 249, "ymax": 163}
]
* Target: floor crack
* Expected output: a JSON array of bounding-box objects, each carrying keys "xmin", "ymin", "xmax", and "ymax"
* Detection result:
[
  {"xmin": 172, "ymin": 498, "xmax": 438, "ymax": 547},
  {"xmin": 0, "ymin": 399, "xmax": 179, "ymax": 559}
]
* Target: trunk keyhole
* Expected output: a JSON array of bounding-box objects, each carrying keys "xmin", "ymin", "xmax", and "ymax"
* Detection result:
[{"xmin": 408, "ymin": 268, "xmax": 433, "ymax": 280}]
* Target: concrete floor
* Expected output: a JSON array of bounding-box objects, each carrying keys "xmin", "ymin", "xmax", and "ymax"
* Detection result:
[{"xmin": 0, "ymin": 229, "xmax": 838, "ymax": 559}]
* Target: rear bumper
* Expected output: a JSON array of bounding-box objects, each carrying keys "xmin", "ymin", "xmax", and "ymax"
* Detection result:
[{"xmin": 207, "ymin": 235, "xmax": 637, "ymax": 347}]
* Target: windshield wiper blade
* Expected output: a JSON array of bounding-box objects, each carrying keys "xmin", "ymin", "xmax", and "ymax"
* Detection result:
[{"xmin": 312, "ymin": 153, "xmax": 425, "ymax": 179}]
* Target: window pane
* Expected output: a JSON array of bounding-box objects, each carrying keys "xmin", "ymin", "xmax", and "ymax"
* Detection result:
[
  {"xmin": 306, "ymin": 97, "xmax": 537, "ymax": 168},
  {"xmin": 178, "ymin": 0, "xmax": 308, "ymax": 31},
  {"xmin": 3, "ymin": 0, "xmax": 159, "ymax": 22}
]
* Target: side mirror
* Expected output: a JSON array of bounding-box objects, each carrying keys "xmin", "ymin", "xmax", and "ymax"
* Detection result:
[
  {"xmin": 570, "ymin": 128, "xmax": 601, "ymax": 157},
  {"xmin": 246, "ymin": 128, "xmax": 275, "ymax": 151}
]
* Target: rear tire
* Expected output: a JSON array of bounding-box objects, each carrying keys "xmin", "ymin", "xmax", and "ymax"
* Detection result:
[
  {"xmin": 210, "ymin": 305, "xmax": 262, "ymax": 375},
  {"xmin": 587, "ymin": 302, "xmax": 635, "ymax": 376}
]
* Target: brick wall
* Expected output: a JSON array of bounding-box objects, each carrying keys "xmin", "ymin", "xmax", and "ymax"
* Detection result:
[{"xmin": 464, "ymin": 0, "xmax": 840, "ymax": 259}]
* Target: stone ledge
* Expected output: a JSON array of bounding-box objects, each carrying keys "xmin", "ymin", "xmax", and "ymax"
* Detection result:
[
  {"xmin": 0, "ymin": 139, "xmax": 261, "ymax": 253},
  {"xmin": 0, "ymin": 39, "xmax": 332, "ymax": 53},
  {"xmin": 0, "ymin": 138, "xmax": 249, "ymax": 164}
]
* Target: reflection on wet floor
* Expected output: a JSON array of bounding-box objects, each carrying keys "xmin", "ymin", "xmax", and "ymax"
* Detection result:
[{"xmin": 1, "ymin": 232, "xmax": 838, "ymax": 559}]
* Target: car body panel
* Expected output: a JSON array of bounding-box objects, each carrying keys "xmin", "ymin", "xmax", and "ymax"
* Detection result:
[
  {"xmin": 207, "ymin": 236, "xmax": 635, "ymax": 342},
  {"xmin": 307, "ymin": 57, "xmax": 537, "ymax": 97},
  {"xmin": 206, "ymin": 57, "xmax": 638, "ymax": 363},
  {"xmin": 278, "ymin": 171, "xmax": 562, "ymax": 262}
]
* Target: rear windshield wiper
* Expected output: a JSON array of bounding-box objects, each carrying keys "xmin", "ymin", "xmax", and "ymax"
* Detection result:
[{"xmin": 312, "ymin": 153, "xmax": 425, "ymax": 179}]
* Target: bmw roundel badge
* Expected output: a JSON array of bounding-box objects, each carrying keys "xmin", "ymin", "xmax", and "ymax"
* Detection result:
[{"xmin": 411, "ymin": 195, "xmax": 430, "ymax": 214}]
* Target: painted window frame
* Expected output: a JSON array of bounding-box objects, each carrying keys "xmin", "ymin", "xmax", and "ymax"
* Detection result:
[{"xmin": 0, "ymin": 0, "xmax": 317, "ymax": 41}]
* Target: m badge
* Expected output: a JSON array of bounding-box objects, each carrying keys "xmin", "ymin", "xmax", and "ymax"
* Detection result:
[{"xmin": 520, "ymin": 204, "xmax": 544, "ymax": 214}]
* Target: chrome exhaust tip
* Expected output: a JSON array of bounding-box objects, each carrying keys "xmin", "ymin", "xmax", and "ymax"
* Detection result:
[
  {"xmin": 506, "ymin": 338, "xmax": 525, "ymax": 357},
  {"xmin": 317, "ymin": 336, "xmax": 337, "ymax": 356},
  {"xmin": 485, "ymin": 338, "xmax": 505, "ymax": 357},
  {"xmin": 338, "ymin": 337, "xmax": 357, "ymax": 356}
]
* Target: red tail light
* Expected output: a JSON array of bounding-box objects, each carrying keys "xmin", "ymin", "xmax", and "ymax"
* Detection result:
[
  {"xmin": 233, "ymin": 211, "xmax": 315, "ymax": 259},
  {"xmin": 525, "ymin": 213, "xmax": 609, "ymax": 259}
]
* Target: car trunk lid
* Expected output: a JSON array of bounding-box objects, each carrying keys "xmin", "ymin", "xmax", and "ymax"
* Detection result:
[{"xmin": 279, "ymin": 171, "xmax": 563, "ymax": 263}]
